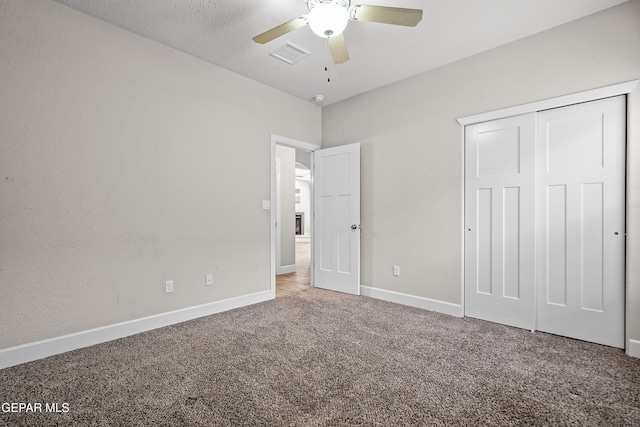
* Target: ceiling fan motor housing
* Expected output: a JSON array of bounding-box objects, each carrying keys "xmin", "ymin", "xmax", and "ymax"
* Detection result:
[{"xmin": 307, "ymin": 0, "xmax": 351, "ymax": 38}]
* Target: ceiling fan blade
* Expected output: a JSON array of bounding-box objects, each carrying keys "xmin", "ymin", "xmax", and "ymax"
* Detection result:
[
  {"xmin": 351, "ymin": 5, "xmax": 423, "ymax": 27},
  {"xmin": 252, "ymin": 16, "xmax": 308, "ymax": 44},
  {"xmin": 329, "ymin": 33, "xmax": 349, "ymax": 64}
]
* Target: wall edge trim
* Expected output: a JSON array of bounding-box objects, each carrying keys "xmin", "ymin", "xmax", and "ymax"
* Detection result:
[
  {"xmin": 0, "ymin": 290, "xmax": 274, "ymax": 370},
  {"xmin": 360, "ymin": 286, "xmax": 463, "ymax": 317},
  {"xmin": 628, "ymin": 339, "xmax": 640, "ymax": 359},
  {"xmin": 277, "ymin": 264, "xmax": 296, "ymax": 274}
]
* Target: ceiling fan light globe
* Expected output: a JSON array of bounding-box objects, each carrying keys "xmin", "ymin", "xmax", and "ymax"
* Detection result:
[{"xmin": 308, "ymin": 2, "xmax": 349, "ymax": 38}]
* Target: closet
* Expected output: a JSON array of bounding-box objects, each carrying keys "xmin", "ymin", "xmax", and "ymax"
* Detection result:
[{"xmin": 464, "ymin": 96, "xmax": 626, "ymax": 348}]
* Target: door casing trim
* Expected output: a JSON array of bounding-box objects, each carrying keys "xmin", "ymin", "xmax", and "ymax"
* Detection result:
[
  {"xmin": 271, "ymin": 135, "xmax": 320, "ymax": 295},
  {"xmin": 457, "ymin": 80, "xmax": 638, "ymax": 126}
]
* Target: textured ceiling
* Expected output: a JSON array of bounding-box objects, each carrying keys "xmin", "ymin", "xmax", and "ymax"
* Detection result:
[{"xmin": 51, "ymin": 0, "xmax": 628, "ymax": 106}]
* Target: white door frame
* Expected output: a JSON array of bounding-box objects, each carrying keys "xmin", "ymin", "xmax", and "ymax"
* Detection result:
[
  {"xmin": 270, "ymin": 134, "xmax": 321, "ymax": 297},
  {"xmin": 458, "ymin": 80, "xmax": 638, "ymax": 346},
  {"xmin": 275, "ymin": 157, "xmax": 282, "ymax": 274}
]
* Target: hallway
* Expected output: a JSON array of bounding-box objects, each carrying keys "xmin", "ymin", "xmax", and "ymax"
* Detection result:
[{"xmin": 276, "ymin": 241, "xmax": 310, "ymax": 296}]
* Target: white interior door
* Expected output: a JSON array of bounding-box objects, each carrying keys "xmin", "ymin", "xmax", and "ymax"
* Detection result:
[
  {"xmin": 536, "ymin": 96, "xmax": 626, "ymax": 348},
  {"xmin": 465, "ymin": 114, "xmax": 536, "ymax": 329},
  {"xmin": 313, "ymin": 143, "xmax": 360, "ymax": 295}
]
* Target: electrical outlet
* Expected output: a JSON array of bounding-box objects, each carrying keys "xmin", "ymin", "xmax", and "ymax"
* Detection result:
[
  {"xmin": 165, "ymin": 280, "xmax": 174, "ymax": 293},
  {"xmin": 393, "ymin": 265, "xmax": 400, "ymax": 276},
  {"xmin": 205, "ymin": 273, "xmax": 213, "ymax": 286}
]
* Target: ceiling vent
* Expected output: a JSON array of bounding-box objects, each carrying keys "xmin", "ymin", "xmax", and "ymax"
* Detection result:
[{"xmin": 269, "ymin": 42, "xmax": 310, "ymax": 65}]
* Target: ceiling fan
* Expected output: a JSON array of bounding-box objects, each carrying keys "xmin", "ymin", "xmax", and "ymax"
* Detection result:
[{"xmin": 252, "ymin": 0, "xmax": 423, "ymax": 64}]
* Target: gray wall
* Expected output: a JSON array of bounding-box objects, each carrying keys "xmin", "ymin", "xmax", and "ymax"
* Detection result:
[
  {"xmin": 0, "ymin": 0, "xmax": 320, "ymax": 350},
  {"xmin": 296, "ymin": 149, "xmax": 311, "ymax": 169},
  {"xmin": 322, "ymin": 1, "xmax": 640, "ymax": 352},
  {"xmin": 276, "ymin": 145, "xmax": 296, "ymax": 270},
  {"xmin": 2, "ymin": 0, "xmax": 638, "ymax": 356}
]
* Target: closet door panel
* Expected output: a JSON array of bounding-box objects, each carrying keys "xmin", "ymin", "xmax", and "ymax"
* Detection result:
[
  {"xmin": 536, "ymin": 96, "xmax": 626, "ymax": 348},
  {"xmin": 464, "ymin": 113, "xmax": 536, "ymax": 330}
]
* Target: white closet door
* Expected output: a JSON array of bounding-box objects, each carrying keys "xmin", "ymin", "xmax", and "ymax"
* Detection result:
[
  {"xmin": 465, "ymin": 113, "xmax": 536, "ymax": 329},
  {"xmin": 536, "ymin": 96, "xmax": 626, "ymax": 348}
]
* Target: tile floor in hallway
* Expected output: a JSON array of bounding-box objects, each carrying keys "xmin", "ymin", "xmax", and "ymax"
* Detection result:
[{"xmin": 276, "ymin": 241, "xmax": 310, "ymax": 297}]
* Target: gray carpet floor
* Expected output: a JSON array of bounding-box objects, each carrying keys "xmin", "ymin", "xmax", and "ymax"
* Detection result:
[{"xmin": 1, "ymin": 288, "xmax": 639, "ymax": 426}]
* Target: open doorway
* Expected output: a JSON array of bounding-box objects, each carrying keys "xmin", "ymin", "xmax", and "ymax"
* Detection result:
[
  {"xmin": 271, "ymin": 135, "xmax": 362, "ymax": 297},
  {"xmin": 270, "ymin": 135, "xmax": 320, "ymax": 298},
  {"xmin": 275, "ymin": 148, "xmax": 312, "ymax": 296}
]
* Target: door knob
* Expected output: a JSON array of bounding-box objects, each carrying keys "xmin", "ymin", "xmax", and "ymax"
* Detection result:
[{"xmin": 351, "ymin": 224, "xmax": 358, "ymax": 230}]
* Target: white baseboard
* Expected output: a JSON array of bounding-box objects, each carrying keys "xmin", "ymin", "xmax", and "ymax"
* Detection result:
[
  {"xmin": 277, "ymin": 264, "xmax": 296, "ymax": 274},
  {"xmin": 628, "ymin": 339, "xmax": 640, "ymax": 359},
  {"xmin": 360, "ymin": 286, "xmax": 463, "ymax": 318},
  {"xmin": 0, "ymin": 289, "xmax": 274, "ymax": 370}
]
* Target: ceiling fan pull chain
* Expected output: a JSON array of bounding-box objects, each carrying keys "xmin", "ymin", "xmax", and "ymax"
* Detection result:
[{"xmin": 325, "ymin": 40, "xmax": 332, "ymax": 83}]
